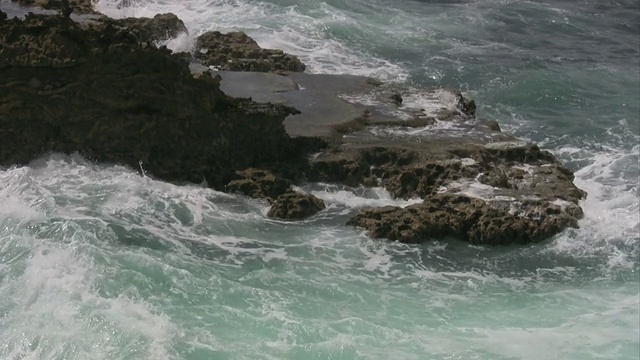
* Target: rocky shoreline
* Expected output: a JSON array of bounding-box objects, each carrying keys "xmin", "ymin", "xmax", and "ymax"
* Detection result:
[{"xmin": 0, "ymin": 1, "xmax": 587, "ymax": 245}]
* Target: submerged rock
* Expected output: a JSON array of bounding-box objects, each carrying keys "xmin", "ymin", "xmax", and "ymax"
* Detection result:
[
  {"xmin": 267, "ymin": 191, "xmax": 326, "ymax": 220},
  {"xmin": 195, "ymin": 31, "xmax": 306, "ymax": 73}
]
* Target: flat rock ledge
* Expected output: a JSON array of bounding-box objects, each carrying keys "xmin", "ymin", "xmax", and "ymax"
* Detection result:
[{"xmin": 0, "ymin": 5, "xmax": 586, "ymax": 245}]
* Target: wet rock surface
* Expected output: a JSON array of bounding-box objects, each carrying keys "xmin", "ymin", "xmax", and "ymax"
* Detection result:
[
  {"xmin": 110, "ymin": 13, "xmax": 188, "ymax": 43},
  {"xmin": 195, "ymin": 31, "xmax": 306, "ymax": 73},
  {"xmin": 210, "ymin": 70, "xmax": 586, "ymax": 245},
  {"xmin": 226, "ymin": 168, "xmax": 292, "ymax": 201},
  {"xmin": 11, "ymin": 0, "xmax": 97, "ymax": 14},
  {"xmin": 347, "ymin": 194, "xmax": 583, "ymax": 245},
  {"xmin": 0, "ymin": 10, "xmax": 303, "ymax": 190},
  {"xmin": 267, "ymin": 191, "xmax": 326, "ymax": 220},
  {"xmin": 305, "ymin": 127, "xmax": 585, "ymax": 245},
  {"xmin": 0, "ymin": 5, "xmax": 586, "ymax": 245}
]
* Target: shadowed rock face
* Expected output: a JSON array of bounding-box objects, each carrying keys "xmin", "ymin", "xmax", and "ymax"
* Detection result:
[
  {"xmin": 195, "ymin": 31, "xmax": 306, "ymax": 73},
  {"xmin": 0, "ymin": 12, "xmax": 304, "ymax": 190},
  {"xmin": 10, "ymin": 0, "xmax": 96, "ymax": 14}
]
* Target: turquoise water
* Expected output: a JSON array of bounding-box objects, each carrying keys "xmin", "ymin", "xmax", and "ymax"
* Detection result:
[{"xmin": 1, "ymin": 0, "xmax": 639, "ymax": 359}]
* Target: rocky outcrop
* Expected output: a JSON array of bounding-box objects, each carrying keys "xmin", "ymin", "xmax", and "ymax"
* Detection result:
[
  {"xmin": 347, "ymin": 194, "xmax": 583, "ymax": 245},
  {"xmin": 0, "ymin": 11, "xmax": 304, "ymax": 190},
  {"xmin": 267, "ymin": 192, "xmax": 326, "ymax": 220},
  {"xmin": 195, "ymin": 31, "xmax": 306, "ymax": 73},
  {"xmin": 11, "ymin": 0, "xmax": 96, "ymax": 14},
  {"xmin": 109, "ymin": 13, "xmax": 188, "ymax": 43},
  {"xmin": 308, "ymin": 144, "xmax": 585, "ymax": 202},
  {"xmin": 306, "ymin": 129, "xmax": 586, "ymax": 245},
  {"xmin": 219, "ymin": 72, "xmax": 583, "ymax": 245},
  {"xmin": 226, "ymin": 168, "xmax": 292, "ymax": 201},
  {"xmin": 0, "ymin": 6, "xmax": 586, "ymax": 245}
]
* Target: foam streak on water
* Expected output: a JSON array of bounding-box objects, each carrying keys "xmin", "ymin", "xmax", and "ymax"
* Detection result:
[
  {"xmin": 94, "ymin": 0, "xmax": 409, "ymax": 80},
  {"xmin": 0, "ymin": 149, "xmax": 636, "ymax": 360}
]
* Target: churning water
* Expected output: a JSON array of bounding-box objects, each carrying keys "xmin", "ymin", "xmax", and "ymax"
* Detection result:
[{"xmin": 1, "ymin": 0, "xmax": 638, "ymax": 359}]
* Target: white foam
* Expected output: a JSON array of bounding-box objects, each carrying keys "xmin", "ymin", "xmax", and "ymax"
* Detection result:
[
  {"xmin": 447, "ymin": 179, "xmax": 498, "ymax": 201},
  {"xmin": 0, "ymin": 237, "xmax": 178, "ymax": 359},
  {"xmin": 546, "ymin": 145, "xmax": 639, "ymax": 271},
  {"xmin": 400, "ymin": 88, "xmax": 460, "ymax": 117},
  {"xmin": 459, "ymin": 158, "xmax": 478, "ymax": 166},
  {"xmin": 484, "ymin": 140, "xmax": 530, "ymax": 149},
  {"xmin": 340, "ymin": 87, "xmax": 462, "ymax": 122},
  {"xmin": 294, "ymin": 183, "xmax": 422, "ymax": 209},
  {"xmin": 93, "ymin": 0, "xmax": 408, "ymax": 80}
]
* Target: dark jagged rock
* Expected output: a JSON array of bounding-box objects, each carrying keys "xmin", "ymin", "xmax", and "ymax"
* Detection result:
[
  {"xmin": 391, "ymin": 93, "xmax": 403, "ymax": 106},
  {"xmin": 0, "ymin": 11, "xmax": 188, "ymax": 66},
  {"xmin": 0, "ymin": 13, "xmax": 303, "ymax": 190},
  {"xmin": 308, "ymin": 143, "xmax": 585, "ymax": 201},
  {"xmin": 482, "ymin": 119, "xmax": 502, "ymax": 132},
  {"xmin": 455, "ymin": 91, "xmax": 476, "ymax": 117},
  {"xmin": 195, "ymin": 31, "xmax": 306, "ymax": 73},
  {"xmin": 11, "ymin": 0, "xmax": 97, "ymax": 14},
  {"xmin": 310, "ymin": 141, "xmax": 585, "ymax": 244},
  {"xmin": 113, "ymin": 13, "xmax": 188, "ymax": 43},
  {"xmin": 267, "ymin": 191, "xmax": 326, "ymax": 220},
  {"xmin": 208, "ymin": 70, "xmax": 586, "ymax": 244},
  {"xmin": 226, "ymin": 168, "xmax": 292, "ymax": 201},
  {"xmin": 0, "ymin": 9, "xmax": 586, "ymax": 244},
  {"xmin": 347, "ymin": 194, "xmax": 583, "ymax": 245}
]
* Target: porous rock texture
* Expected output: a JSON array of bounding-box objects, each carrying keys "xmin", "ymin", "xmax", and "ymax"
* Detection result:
[
  {"xmin": 309, "ymin": 133, "xmax": 586, "ymax": 245},
  {"xmin": 226, "ymin": 168, "xmax": 293, "ymax": 201},
  {"xmin": 267, "ymin": 191, "xmax": 326, "ymax": 220},
  {"xmin": 195, "ymin": 31, "xmax": 306, "ymax": 73}
]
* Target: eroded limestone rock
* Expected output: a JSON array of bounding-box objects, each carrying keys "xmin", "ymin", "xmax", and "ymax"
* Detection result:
[
  {"xmin": 195, "ymin": 31, "xmax": 306, "ymax": 73},
  {"xmin": 347, "ymin": 194, "xmax": 583, "ymax": 245},
  {"xmin": 226, "ymin": 168, "xmax": 292, "ymax": 201},
  {"xmin": 267, "ymin": 191, "xmax": 326, "ymax": 220}
]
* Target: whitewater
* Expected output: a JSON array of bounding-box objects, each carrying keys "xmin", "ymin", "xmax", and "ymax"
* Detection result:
[{"xmin": 0, "ymin": 0, "xmax": 638, "ymax": 359}]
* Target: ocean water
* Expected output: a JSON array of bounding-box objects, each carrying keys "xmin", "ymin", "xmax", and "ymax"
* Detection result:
[{"xmin": 1, "ymin": 0, "xmax": 639, "ymax": 359}]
